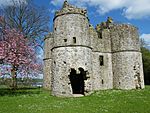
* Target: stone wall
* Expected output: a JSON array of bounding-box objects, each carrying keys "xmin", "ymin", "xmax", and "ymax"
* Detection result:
[
  {"xmin": 112, "ymin": 52, "xmax": 144, "ymax": 89},
  {"xmin": 110, "ymin": 24, "xmax": 144, "ymax": 89},
  {"xmin": 51, "ymin": 47, "xmax": 93, "ymax": 97},
  {"xmin": 89, "ymin": 26, "xmax": 113, "ymax": 90},
  {"xmin": 90, "ymin": 26, "xmax": 111, "ymax": 52},
  {"xmin": 92, "ymin": 52, "xmax": 113, "ymax": 90},
  {"xmin": 44, "ymin": 33, "xmax": 54, "ymax": 59},
  {"xmin": 43, "ymin": 33, "xmax": 54, "ymax": 89},
  {"xmin": 110, "ymin": 24, "xmax": 140, "ymax": 52},
  {"xmin": 53, "ymin": 14, "xmax": 91, "ymax": 48},
  {"xmin": 43, "ymin": 59, "xmax": 52, "ymax": 89}
]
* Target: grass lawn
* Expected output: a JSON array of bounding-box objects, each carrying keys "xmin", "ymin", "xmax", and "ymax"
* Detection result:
[{"xmin": 0, "ymin": 86, "xmax": 150, "ymax": 113}]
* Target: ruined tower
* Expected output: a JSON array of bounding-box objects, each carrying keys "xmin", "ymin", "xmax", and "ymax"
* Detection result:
[
  {"xmin": 51, "ymin": 1, "xmax": 93, "ymax": 96},
  {"xmin": 43, "ymin": 1, "xmax": 144, "ymax": 97},
  {"xmin": 110, "ymin": 24, "xmax": 145, "ymax": 89},
  {"xmin": 43, "ymin": 33, "xmax": 53, "ymax": 89}
]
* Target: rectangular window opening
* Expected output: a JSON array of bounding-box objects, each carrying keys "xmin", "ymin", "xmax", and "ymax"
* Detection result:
[
  {"xmin": 73, "ymin": 37, "xmax": 76, "ymax": 43},
  {"xmin": 99, "ymin": 55, "xmax": 104, "ymax": 66}
]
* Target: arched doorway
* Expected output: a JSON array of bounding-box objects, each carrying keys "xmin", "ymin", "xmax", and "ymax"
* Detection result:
[{"xmin": 69, "ymin": 68, "xmax": 86, "ymax": 95}]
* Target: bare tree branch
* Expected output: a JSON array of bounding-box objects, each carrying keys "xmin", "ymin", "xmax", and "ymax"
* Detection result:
[{"xmin": 2, "ymin": 0, "xmax": 50, "ymax": 43}]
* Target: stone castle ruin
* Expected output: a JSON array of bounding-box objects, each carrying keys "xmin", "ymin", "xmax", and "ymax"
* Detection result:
[{"xmin": 43, "ymin": 1, "xmax": 144, "ymax": 97}]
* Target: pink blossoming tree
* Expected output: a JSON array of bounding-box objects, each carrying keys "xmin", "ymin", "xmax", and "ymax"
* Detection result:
[{"xmin": 0, "ymin": 28, "xmax": 42, "ymax": 89}]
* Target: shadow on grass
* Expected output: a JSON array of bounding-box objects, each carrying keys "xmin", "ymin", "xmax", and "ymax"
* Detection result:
[{"xmin": 0, "ymin": 87, "xmax": 41, "ymax": 96}]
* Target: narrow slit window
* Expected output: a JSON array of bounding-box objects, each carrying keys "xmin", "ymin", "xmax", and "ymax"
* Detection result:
[
  {"xmin": 102, "ymin": 79, "xmax": 104, "ymax": 84},
  {"xmin": 73, "ymin": 37, "xmax": 76, "ymax": 43},
  {"xmin": 99, "ymin": 55, "xmax": 104, "ymax": 66}
]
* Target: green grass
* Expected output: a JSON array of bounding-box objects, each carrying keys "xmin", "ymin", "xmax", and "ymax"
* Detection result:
[{"xmin": 0, "ymin": 86, "xmax": 150, "ymax": 113}]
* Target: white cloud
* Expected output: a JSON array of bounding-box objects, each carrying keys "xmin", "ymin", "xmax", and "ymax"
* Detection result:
[
  {"xmin": 0, "ymin": 0, "xmax": 26, "ymax": 7},
  {"xmin": 51, "ymin": 0, "xmax": 63, "ymax": 6},
  {"xmin": 140, "ymin": 34, "xmax": 150, "ymax": 45},
  {"xmin": 50, "ymin": 0, "xmax": 150, "ymax": 19},
  {"xmin": 123, "ymin": 0, "xmax": 150, "ymax": 19}
]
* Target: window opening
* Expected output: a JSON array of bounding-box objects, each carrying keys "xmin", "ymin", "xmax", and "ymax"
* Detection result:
[
  {"xmin": 64, "ymin": 39, "xmax": 67, "ymax": 42},
  {"xmin": 73, "ymin": 37, "xmax": 76, "ymax": 43},
  {"xmin": 99, "ymin": 55, "xmax": 104, "ymax": 66},
  {"xmin": 102, "ymin": 79, "xmax": 104, "ymax": 84}
]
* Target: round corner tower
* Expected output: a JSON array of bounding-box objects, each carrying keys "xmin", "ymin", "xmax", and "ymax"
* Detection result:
[
  {"xmin": 43, "ymin": 33, "xmax": 54, "ymax": 89},
  {"xmin": 110, "ymin": 24, "xmax": 144, "ymax": 89},
  {"xmin": 51, "ymin": 1, "xmax": 93, "ymax": 97}
]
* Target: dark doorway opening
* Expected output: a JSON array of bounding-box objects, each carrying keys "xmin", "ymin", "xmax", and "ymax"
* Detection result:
[{"xmin": 69, "ymin": 68, "xmax": 87, "ymax": 95}]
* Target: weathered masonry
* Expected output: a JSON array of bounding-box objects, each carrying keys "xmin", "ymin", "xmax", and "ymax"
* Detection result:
[{"xmin": 43, "ymin": 1, "xmax": 144, "ymax": 97}]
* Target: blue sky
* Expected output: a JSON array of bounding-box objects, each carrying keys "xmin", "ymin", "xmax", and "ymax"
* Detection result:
[
  {"xmin": 0, "ymin": 0, "xmax": 150, "ymax": 47},
  {"xmin": 41, "ymin": 0, "xmax": 150, "ymax": 47}
]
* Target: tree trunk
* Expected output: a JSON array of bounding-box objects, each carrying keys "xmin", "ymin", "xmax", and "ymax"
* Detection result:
[{"xmin": 11, "ymin": 66, "xmax": 17, "ymax": 90}]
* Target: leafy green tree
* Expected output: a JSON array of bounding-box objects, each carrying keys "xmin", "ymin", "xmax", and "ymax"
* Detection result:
[{"xmin": 141, "ymin": 47, "xmax": 150, "ymax": 85}]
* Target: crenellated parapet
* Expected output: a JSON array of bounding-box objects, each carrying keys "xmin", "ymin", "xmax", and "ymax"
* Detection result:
[
  {"xmin": 96, "ymin": 17, "xmax": 113, "ymax": 32},
  {"xmin": 54, "ymin": 1, "xmax": 87, "ymax": 20}
]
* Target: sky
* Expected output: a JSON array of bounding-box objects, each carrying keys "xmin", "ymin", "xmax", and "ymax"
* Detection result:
[
  {"xmin": 50, "ymin": 0, "xmax": 150, "ymax": 47},
  {"xmin": 0, "ymin": 0, "xmax": 150, "ymax": 48}
]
